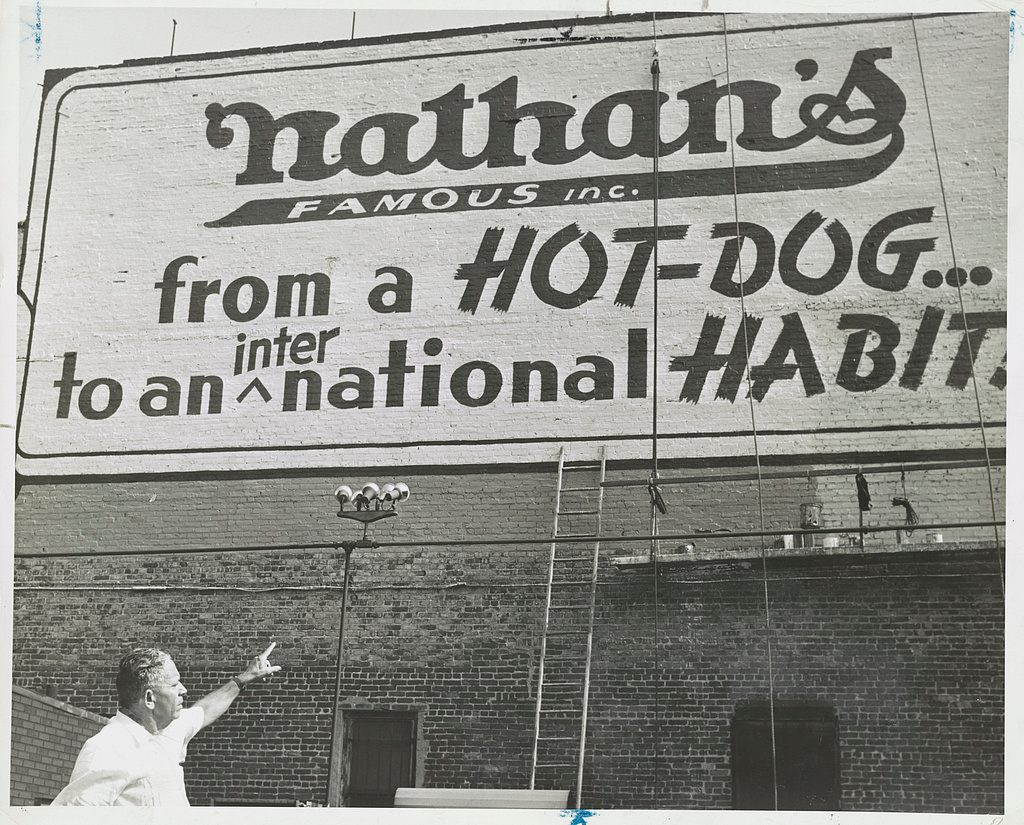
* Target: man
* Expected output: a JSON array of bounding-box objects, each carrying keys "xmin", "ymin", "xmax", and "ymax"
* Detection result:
[{"xmin": 52, "ymin": 642, "xmax": 281, "ymax": 806}]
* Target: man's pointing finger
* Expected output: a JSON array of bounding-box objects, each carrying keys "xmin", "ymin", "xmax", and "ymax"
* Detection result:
[{"xmin": 262, "ymin": 641, "xmax": 277, "ymax": 657}]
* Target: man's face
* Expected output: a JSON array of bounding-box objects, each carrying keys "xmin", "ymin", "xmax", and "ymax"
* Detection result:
[{"xmin": 148, "ymin": 659, "xmax": 187, "ymax": 730}]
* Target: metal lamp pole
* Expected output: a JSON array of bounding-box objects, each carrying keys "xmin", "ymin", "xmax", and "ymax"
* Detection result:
[{"xmin": 325, "ymin": 483, "xmax": 407, "ymax": 807}]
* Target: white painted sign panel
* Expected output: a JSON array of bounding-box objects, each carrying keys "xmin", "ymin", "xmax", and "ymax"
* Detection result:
[{"xmin": 16, "ymin": 13, "xmax": 1007, "ymax": 476}]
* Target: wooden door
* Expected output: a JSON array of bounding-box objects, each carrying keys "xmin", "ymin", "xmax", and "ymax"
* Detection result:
[{"xmin": 344, "ymin": 712, "xmax": 417, "ymax": 807}]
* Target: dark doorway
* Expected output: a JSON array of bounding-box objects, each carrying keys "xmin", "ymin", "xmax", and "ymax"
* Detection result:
[
  {"xmin": 731, "ymin": 701, "xmax": 840, "ymax": 810},
  {"xmin": 343, "ymin": 711, "xmax": 417, "ymax": 807}
]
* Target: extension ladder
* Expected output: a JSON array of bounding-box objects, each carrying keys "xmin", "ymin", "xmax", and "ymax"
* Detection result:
[{"xmin": 529, "ymin": 445, "xmax": 606, "ymax": 808}]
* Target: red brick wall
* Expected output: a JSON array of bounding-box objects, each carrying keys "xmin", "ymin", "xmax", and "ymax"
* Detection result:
[
  {"xmin": 9, "ymin": 687, "xmax": 106, "ymax": 805},
  {"xmin": 11, "ymin": 463, "xmax": 1004, "ymax": 811}
]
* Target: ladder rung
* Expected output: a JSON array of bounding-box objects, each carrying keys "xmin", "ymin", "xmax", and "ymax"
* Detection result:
[
  {"xmin": 537, "ymin": 735, "xmax": 577, "ymax": 741},
  {"xmin": 542, "ymin": 680, "xmax": 584, "ymax": 686},
  {"xmin": 535, "ymin": 762, "xmax": 577, "ymax": 767},
  {"xmin": 548, "ymin": 604, "xmax": 589, "ymax": 610},
  {"xmin": 555, "ymin": 533, "xmax": 598, "ymax": 540},
  {"xmin": 563, "ymin": 462, "xmax": 601, "ymax": 469},
  {"xmin": 557, "ymin": 509, "xmax": 599, "ymax": 516},
  {"xmin": 561, "ymin": 485, "xmax": 600, "ymax": 492},
  {"xmin": 546, "ymin": 629, "xmax": 590, "ymax": 635},
  {"xmin": 552, "ymin": 555, "xmax": 594, "ymax": 561}
]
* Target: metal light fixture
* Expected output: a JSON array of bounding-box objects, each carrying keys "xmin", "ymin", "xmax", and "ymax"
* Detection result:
[{"xmin": 335, "ymin": 480, "xmax": 410, "ymax": 517}]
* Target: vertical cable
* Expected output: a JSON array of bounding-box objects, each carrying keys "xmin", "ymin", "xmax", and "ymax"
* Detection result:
[
  {"xmin": 651, "ymin": 10, "xmax": 661, "ymax": 480},
  {"xmin": 327, "ymin": 545, "xmax": 355, "ymax": 806},
  {"xmin": 650, "ymin": 504, "xmax": 661, "ymax": 806},
  {"xmin": 721, "ymin": 14, "xmax": 780, "ymax": 810},
  {"xmin": 910, "ymin": 16, "xmax": 1004, "ymax": 597},
  {"xmin": 649, "ymin": 13, "xmax": 663, "ymax": 807}
]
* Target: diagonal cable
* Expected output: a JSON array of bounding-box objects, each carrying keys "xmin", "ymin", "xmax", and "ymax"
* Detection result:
[
  {"xmin": 722, "ymin": 13, "xmax": 779, "ymax": 810},
  {"xmin": 909, "ymin": 15, "xmax": 1004, "ymax": 598}
]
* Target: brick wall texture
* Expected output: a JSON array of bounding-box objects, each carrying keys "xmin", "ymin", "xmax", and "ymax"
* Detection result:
[
  {"xmin": 9, "ymin": 687, "xmax": 106, "ymax": 805},
  {"xmin": 12, "ymin": 462, "xmax": 1005, "ymax": 812}
]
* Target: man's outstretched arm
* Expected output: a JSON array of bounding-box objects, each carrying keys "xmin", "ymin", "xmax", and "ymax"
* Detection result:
[{"xmin": 195, "ymin": 642, "xmax": 281, "ymax": 730}]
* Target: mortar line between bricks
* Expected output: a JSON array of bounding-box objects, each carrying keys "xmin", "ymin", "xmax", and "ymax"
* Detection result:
[{"xmin": 11, "ymin": 570, "xmax": 1004, "ymax": 593}]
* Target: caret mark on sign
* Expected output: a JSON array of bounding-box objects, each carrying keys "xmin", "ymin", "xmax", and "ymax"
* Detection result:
[{"xmin": 204, "ymin": 48, "xmax": 905, "ymax": 228}]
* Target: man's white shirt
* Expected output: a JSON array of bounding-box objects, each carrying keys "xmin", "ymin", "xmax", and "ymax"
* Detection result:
[{"xmin": 51, "ymin": 706, "xmax": 205, "ymax": 806}]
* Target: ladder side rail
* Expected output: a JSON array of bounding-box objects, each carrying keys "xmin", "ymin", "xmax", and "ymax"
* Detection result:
[
  {"xmin": 530, "ymin": 445, "xmax": 567, "ymax": 790},
  {"xmin": 574, "ymin": 447, "xmax": 606, "ymax": 807}
]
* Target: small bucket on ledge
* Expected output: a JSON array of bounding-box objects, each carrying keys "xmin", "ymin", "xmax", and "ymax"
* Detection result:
[{"xmin": 798, "ymin": 502, "xmax": 823, "ymax": 549}]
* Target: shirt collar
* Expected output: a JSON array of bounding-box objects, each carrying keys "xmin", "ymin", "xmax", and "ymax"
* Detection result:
[{"xmin": 111, "ymin": 709, "xmax": 158, "ymax": 744}]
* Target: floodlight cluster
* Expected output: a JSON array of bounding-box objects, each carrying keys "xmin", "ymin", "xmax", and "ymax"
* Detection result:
[{"xmin": 334, "ymin": 482, "xmax": 410, "ymax": 511}]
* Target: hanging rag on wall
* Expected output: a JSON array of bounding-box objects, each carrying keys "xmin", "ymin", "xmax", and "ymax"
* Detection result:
[{"xmin": 855, "ymin": 472, "xmax": 872, "ymax": 512}]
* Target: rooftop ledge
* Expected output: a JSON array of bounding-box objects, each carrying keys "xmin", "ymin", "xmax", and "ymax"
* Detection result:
[{"xmin": 611, "ymin": 539, "xmax": 1003, "ymax": 571}]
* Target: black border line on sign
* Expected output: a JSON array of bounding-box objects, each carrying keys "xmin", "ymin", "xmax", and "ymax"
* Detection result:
[
  {"xmin": 15, "ymin": 10, "xmax": 997, "ymax": 468},
  {"xmin": 16, "ymin": 421, "xmax": 1009, "ymax": 460},
  {"xmin": 15, "ymin": 447, "xmax": 1006, "ymax": 487}
]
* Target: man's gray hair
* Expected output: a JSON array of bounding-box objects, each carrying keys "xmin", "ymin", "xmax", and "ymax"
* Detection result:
[{"xmin": 116, "ymin": 648, "xmax": 172, "ymax": 708}]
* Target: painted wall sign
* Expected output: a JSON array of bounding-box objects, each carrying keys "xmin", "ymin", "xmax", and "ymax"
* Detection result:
[{"xmin": 16, "ymin": 13, "xmax": 1007, "ymax": 476}]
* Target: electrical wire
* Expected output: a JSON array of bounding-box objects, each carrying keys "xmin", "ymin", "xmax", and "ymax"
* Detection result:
[
  {"xmin": 909, "ymin": 15, "xmax": 1004, "ymax": 598},
  {"xmin": 891, "ymin": 497, "xmax": 921, "ymax": 536},
  {"xmin": 721, "ymin": 13, "xmax": 779, "ymax": 810},
  {"xmin": 604, "ymin": 459, "xmax": 1005, "ymax": 489},
  {"xmin": 649, "ymin": 12, "xmax": 663, "ymax": 807},
  {"xmin": 13, "ymin": 520, "xmax": 1003, "ymax": 560}
]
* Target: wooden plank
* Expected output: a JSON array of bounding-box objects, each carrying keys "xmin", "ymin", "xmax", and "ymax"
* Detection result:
[{"xmin": 393, "ymin": 788, "xmax": 570, "ymax": 809}]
